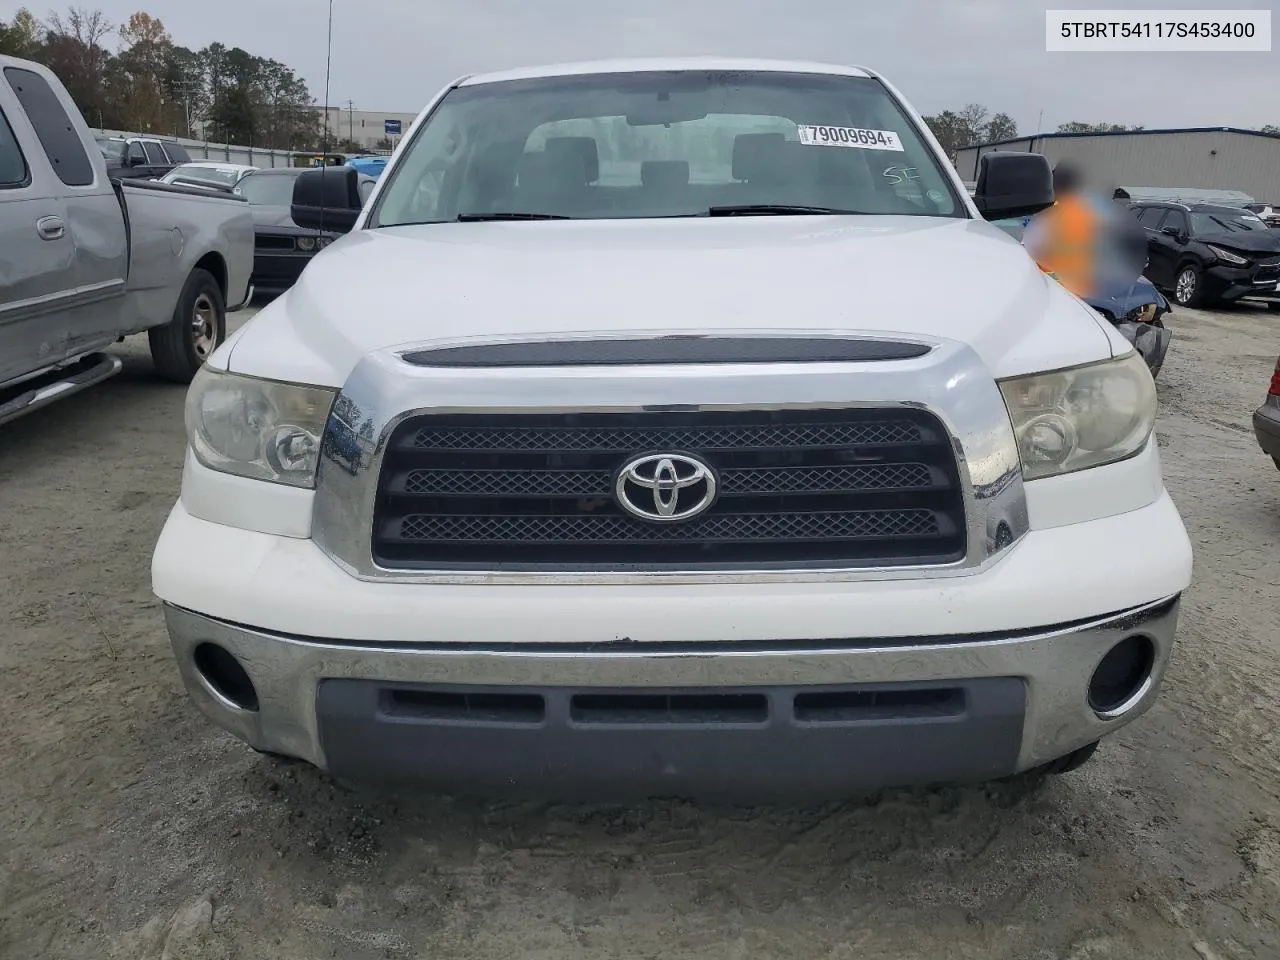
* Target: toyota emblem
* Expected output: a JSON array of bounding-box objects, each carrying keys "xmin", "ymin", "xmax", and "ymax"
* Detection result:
[{"xmin": 614, "ymin": 453, "xmax": 718, "ymax": 523}]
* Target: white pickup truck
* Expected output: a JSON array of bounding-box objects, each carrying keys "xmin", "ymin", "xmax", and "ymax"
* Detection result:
[
  {"xmin": 152, "ymin": 58, "xmax": 1193, "ymax": 799},
  {"xmin": 0, "ymin": 57, "xmax": 253, "ymax": 424}
]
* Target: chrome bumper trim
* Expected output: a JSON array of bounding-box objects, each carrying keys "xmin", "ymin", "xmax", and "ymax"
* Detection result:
[{"xmin": 165, "ymin": 595, "xmax": 1180, "ymax": 778}]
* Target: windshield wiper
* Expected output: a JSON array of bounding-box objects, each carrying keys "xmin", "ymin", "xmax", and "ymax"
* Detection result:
[
  {"xmin": 455, "ymin": 211, "xmax": 570, "ymax": 222},
  {"xmin": 705, "ymin": 204, "xmax": 868, "ymax": 217}
]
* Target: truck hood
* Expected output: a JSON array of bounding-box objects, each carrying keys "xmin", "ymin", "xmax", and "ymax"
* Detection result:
[{"xmin": 224, "ymin": 215, "xmax": 1118, "ymax": 386}]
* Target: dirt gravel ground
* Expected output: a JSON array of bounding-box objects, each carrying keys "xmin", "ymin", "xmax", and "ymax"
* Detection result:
[{"xmin": 2, "ymin": 303, "xmax": 1279, "ymax": 960}]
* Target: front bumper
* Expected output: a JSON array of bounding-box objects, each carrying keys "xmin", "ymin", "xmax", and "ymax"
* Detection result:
[
  {"xmin": 1255, "ymin": 398, "xmax": 1280, "ymax": 461},
  {"xmin": 1205, "ymin": 263, "xmax": 1280, "ymax": 303},
  {"xmin": 251, "ymin": 251, "xmax": 314, "ymax": 296},
  {"xmin": 165, "ymin": 596, "xmax": 1180, "ymax": 798}
]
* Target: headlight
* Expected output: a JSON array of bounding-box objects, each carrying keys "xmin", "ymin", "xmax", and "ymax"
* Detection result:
[
  {"xmin": 296, "ymin": 236, "xmax": 317, "ymax": 252},
  {"xmin": 1127, "ymin": 302, "xmax": 1158, "ymax": 323},
  {"xmin": 185, "ymin": 367, "xmax": 337, "ymax": 487},
  {"xmin": 1206, "ymin": 244, "xmax": 1249, "ymax": 266},
  {"xmin": 998, "ymin": 352, "xmax": 1156, "ymax": 481}
]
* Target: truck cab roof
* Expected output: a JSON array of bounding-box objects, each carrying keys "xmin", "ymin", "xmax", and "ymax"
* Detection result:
[{"xmin": 460, "ymin": 57, "xmax": 877, "ymax": 86}]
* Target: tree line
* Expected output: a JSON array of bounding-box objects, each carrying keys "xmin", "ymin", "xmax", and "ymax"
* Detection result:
[
  {"xmin": 0, "ymin": 6, "xmax": 356, "ymax": 151},
  {"xmin": 923, "ymin": 106, "xmax": 1280, "ymax": 160},
  {"xmin": 5, "ymin": 13, "xmax": 1270, "ymax": 158},
  {"xmin": 920, "ymin": 106, "xmax": 1161, "ymax": 160}
]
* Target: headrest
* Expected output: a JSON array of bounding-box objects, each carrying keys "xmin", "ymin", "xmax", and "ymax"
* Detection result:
[
  {"xmin": 815, "ymin": 144, "xmax": 872, "ymax": 187},
  {"xmin": 640, "ymin": 160, "xmax": 690, "ymax": 190},
  {"xmin": 517, "ymin": 150, "xmax": 548, "ymax": 184},
  {"xmin": 732, "ymin": 132, "xmax": 785, "ymax": 181},
  {"xmin": 544, "ymin": 136, "xmax": 599, "ymax": 184},
  {"xmin": 471, "ymin": 142, "xmax": 521, "ymax": 187},
  {"xmin": 516, "ymin": 150, "xmax": 587, "ymax": 196}
]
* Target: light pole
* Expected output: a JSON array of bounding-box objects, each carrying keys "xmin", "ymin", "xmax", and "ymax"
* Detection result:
[{"xmin": 321, "ymin": 0, "xmax": 334, "ymax": 156}]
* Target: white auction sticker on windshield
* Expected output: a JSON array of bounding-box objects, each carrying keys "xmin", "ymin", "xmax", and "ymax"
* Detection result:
[{"xmin": 797, "ymin": 125, "xmax": 904, "ymax": 151}]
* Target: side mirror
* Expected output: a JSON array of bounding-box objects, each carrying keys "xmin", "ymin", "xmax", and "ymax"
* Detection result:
[
  {"xmin": 291, "ymin": 166, "xmax": 363, "ymax": 233},
  {"xmin": 1160, "ymin": 225, "xmax": 1183, "ymax": 240},
  {"xmin": 972, "ymin": 151, "xmax": 1054, "ymax": 221},
  {"xmin": 128, "ymin": 154, "xmax": 147, "ymax": 167}
]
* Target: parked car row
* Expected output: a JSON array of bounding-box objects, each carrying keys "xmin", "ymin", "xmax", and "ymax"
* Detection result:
[
  {"xmin": 94, "ymin": 133, "xmax": 191, "ymax": 180},
  {"xmin": 1, "ymin": 54, "xmax": 386, "ymax": 431},
  {"xmin": 1, "ymin": 57, "xmax": 253, "ymax": 425},
  {"xmin": 1243, "ymin": 202, "xmax": 1280, "ymax": 228},
  {"xmin": 159, "ymin": 161, "xmax": 257, "ymax": 191},
  {"xmin": 1129, "ymin": 201, "xmax": 1280, "ymax": 310},
  {"xmin": 145, "ymin": 161, "xmax": 378, "ymax": 299},
  {"xmin": 233, "ymin": 167, "xmax": 375, "ymax": 296},
  {"xmin": 158, "ymin": 160, "xmax": 381, "ymax": 299}
]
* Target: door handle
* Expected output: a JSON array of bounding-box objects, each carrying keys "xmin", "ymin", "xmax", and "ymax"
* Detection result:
[{"xmin": 36, "ymin": 216, "xmax": 65, "ymax": 241}]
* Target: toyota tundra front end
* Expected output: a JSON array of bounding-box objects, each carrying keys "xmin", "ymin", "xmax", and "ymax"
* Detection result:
[{"xmin": 151, "ymin": 59, "xmax": 1193, "ymax": 798}]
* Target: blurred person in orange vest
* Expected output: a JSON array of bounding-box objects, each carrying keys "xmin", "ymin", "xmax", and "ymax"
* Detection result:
[{"xmin": 1022, "ymin": 162, "xmax": 1113, "ymax": 299}]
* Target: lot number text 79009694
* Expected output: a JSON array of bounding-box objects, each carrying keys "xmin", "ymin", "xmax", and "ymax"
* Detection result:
[{"xmin": 796, "ymin": 125, "xmax": 904, "ymax": 151}]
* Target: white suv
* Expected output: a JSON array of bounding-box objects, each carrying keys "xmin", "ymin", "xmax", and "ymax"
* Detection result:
[{"xmin": 152, "ymin": 58, "xmax": 1193, "ymax": 799}]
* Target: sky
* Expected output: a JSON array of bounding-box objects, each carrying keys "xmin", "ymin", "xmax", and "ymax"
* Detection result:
[{"xmin": 71, "ymin": 0, "xmax": 1279, "ymax": 134}]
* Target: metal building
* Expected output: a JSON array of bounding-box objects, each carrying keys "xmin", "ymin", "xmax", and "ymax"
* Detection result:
[
  {"xmin": 954, "ymin": 128, "xmax": 1280, "ymax": 204},
  {"xmin": 310, "ymin": 106, "xmax": 420, "ymax": 151}
]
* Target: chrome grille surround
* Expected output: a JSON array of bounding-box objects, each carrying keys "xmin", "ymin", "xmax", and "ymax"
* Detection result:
[{"xmin": 311, "ymin": 329, "xmax": 1030, "ymax": 585}]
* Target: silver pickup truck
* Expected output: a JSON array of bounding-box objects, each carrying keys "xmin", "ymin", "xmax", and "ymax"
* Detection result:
[{"xmin": 0, "ymin": 56, "xmax": 253, "ymax": 425}]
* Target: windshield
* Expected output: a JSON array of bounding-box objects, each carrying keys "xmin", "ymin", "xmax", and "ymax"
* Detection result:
[
  {"xmin": 1191, "ymin": 211, "xmax": 1269, "ymax": 235},
  {"xmin": 235, "ymin": 171, "xmax": 300, "ymax": 205},
  {"xmin": 95, "ymin": 136, "xmax": 124, "ymax": 158},
  {"xmin": 373, "ymin": 70, "xmax": 961, "ymax": 225},
  {"xmin": 172, "ymin": 165, "xmax": 241, "ymax": 186}
]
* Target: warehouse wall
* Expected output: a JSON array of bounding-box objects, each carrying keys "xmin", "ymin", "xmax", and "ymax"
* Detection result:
[
  {"xmin": 956, "ymin": 131, "xmax": 1280, "ymax": 202},
  {"xmin": 313, "ymin": 107, "xmax": 419, "ymax": 149}
]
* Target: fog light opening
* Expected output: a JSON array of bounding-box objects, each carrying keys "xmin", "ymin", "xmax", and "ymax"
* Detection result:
[
  {"xmin": 1088, "ymin": 635, "xmax": 1155, "ymax": 719},
  {"xmin": 193, "ymin": 642, "xmax": 259, "ymax": 712}
]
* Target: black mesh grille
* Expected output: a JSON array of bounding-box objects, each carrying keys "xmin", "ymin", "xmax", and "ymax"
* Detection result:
[
  {"xmin": 401, "ymin": 462, "xmax": 935, "ymax": 497},
  {"xmin": 254, "ymin": 235, "xmax": 295, "ymax": 250},
  {"xmin": 372, "ymin": 409, "xmax": 967, "ymax": 570},
  {"xmin": 409, "ymin": 420, "xmax": 923, "ymax": 452},
  {"xmin": 397, "ymin": 510, "xmax": 940, "ymax": 544}
]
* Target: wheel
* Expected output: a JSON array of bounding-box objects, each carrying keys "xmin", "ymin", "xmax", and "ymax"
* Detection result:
[
  {"xmin": 1172, "ymin": 263, "xmax": 1204, "ymax": 308},
  {"xmin": 149, "ymin": 267, "xmax": 225, "ymax": 383}
]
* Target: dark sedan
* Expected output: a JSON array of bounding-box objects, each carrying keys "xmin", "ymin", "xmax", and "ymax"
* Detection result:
[
  {"xmin": 1130, "ymin": 202, "xmax": 1280, "ymax": 309},
  {"xmin": 235, "ymin": 168, "xmax": 375, "ymax": 298}
]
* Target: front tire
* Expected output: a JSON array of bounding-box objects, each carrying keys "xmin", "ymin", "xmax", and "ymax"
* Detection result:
[
  {"xmin": 1172, "ymin": 263, "xmax": 1205, "ymax": 308},
  {"xmin": 149, "ymin": 267, "xmax": 225, "ymax": 383}
]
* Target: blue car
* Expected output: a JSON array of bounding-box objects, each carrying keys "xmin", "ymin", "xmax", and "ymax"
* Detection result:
[
  {"xmin": 992, "ymin": 216, "xmax": 1172, "ymax": 377},
  {"xmin": 346, "ymin": 156, "xmax": 389, "ymax": 179}
]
